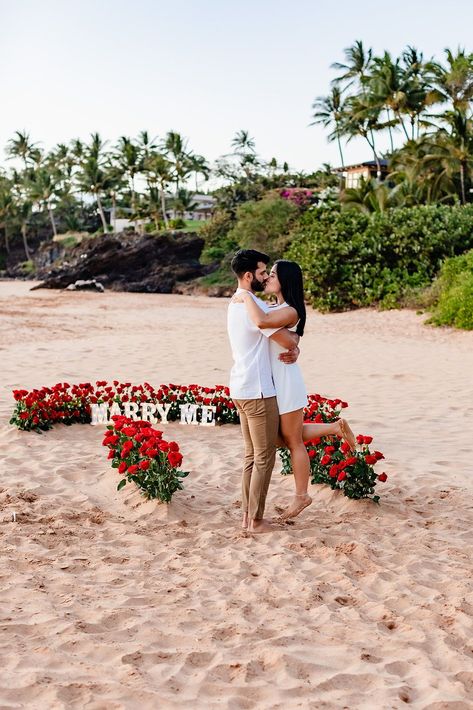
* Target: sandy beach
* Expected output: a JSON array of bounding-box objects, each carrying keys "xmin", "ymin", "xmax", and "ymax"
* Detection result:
[{"xmin": 1, "ymin": 279, "xmax": 473, "ymax": 709}]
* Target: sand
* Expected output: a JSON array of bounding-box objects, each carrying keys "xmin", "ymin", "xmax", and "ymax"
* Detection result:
[{"xmin": 1, "ymin": 280, "xmax": 473, "ymax": 709}]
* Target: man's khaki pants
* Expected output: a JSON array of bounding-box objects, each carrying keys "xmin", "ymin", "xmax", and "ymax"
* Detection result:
[{"xmin": 233, "ymin": 396, "xmax": 279, "ymax": 521}]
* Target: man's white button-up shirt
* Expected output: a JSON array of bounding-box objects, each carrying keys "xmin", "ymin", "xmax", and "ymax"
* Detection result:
[{"xmin": 227, "ymin": 288, "xmax": 280, "ymax": 400}]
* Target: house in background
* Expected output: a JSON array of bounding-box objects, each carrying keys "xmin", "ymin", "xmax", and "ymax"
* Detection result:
[
  {"xmin": 168, "ymin": 194, "xmax": 216, "ymax": 221},
  {"xmin": 108, "ymin": 193, "xmax": 216, "ymax": 233},
  {"xmin": 333, "ymin": 160, "xmax": 389, "ymax": 189}
]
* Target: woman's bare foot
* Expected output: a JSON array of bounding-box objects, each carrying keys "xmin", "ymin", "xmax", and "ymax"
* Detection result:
[
  {"xmin": 248, "ymin": 518, "xmax": 278, "ymax": 534},
  {"xmin": 279, "ymin": 493, "xmax": 312, "ymax": 521},
  {"xmin": 242, "ymin": 512, "xmax": 248, "ymax": 529},
  {"xmin": 337, "ymin": 418, "xmax": 356, "ymax": 451}
]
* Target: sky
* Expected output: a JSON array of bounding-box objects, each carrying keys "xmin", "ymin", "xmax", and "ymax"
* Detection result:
[{"xmin": 1, "ymin": 0, "xmax": 473, "ymax": 177}]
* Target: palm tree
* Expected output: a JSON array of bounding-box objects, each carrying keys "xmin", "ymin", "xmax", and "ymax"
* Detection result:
[
  {"xmin": 331, "ymin": 40, "xmax": 373, "ymax": 93},
  {"xmin": 340, "ymin": 95, "xmax": 384, "ymax": 178},
  {"xmin": 171, "ymin": 188, "xmax": 198, "ymax": 219},
  {"xmin": 431, "ymin": 47, "xmax": 473, "ymax": 113},
  {"xmin": 188, "ymin": 153, "xmax": 210, "ymax": 192},
  {"xmin": 10, "ymin": 170, "xmax": 33, "ymax": 259},
  {"xmin": 341, "ymin": 177, "xmax": 398, "ymax": 213},
  {"xmin": 28, "ymin": 165, "xmax": 60, "ymax": 236},
  {"xmin": 113, "ymin": 136, "xmax": 143, "ymax": 214},
  {"xmin": 161, "ymin": 131, "xmax": 193, "ymax": 194},
  {"xmin": 311, "ymin": 86, "xmax": 346, "ymax": 166},
  {"xmin": 6, "ymin": 131, "xmax": 40, "ymax": 170},
  {"xmin": 76, "ymin": 133, "xmax": 111, "ymax": 232},
  {"xmin": 143, "ymin": 152, "xmax": 173, "ymax": 227},
  {"xmin": 231, "ymin": 129, "xmax": 256, "ymax": 155},
  {"xmin": 0, "ymin": 174, "xmax": 14, "ymax": 254}
]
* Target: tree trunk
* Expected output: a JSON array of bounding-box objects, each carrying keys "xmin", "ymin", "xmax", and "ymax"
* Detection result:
[
  {"xmin": 21, "ymin": 222, "xmax": 31, "ymax": 260},
  {"xmin": 96, "ymin": 192, "xmax": 108, "ymax": 232},
  {"xmin": 396, "ymin": 111, "xmax": 410, "ymax": 141},
  {"xmin": 111, "ymin": 192, "xmax": 117, "ymax": 233},
  {"xmin": 460, "ymin": 162, "xmax": 467, "ymax": 205},
  {"xmin": 366, "ymin": 131, "xmax": 382, "ymax": 180},
  {"xmin": 336, "ymin": 124, "xmax": 345, "ymax": 168},
  {"xmin": 160, "ymin": 185, "xmax": 169, "ymax": 227},
  {"xmin": 386, "ymin": 109, "xmax": 394, "ymax": 153},
  {"xmin": 48, "ymin": 201, "xmax": 58, "ymax": 237}
]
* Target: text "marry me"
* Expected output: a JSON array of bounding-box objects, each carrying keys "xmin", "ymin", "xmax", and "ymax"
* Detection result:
[{"xmin": 90, "ymin": 401, "xmax": 217, "ymax": 426}]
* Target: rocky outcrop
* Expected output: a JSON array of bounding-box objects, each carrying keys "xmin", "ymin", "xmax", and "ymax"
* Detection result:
[{"xmin": 31, "ymin": 231, "xmax": 213, "ymax": 293}]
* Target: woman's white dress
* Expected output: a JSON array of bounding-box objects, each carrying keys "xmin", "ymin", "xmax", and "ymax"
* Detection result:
[{"xmin": 268, "ymin": 302, "xmax": 308, "ymax": 415}]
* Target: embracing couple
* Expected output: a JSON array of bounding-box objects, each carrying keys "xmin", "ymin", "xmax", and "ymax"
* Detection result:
[{"xmin": 227, "ymin": 249, "xmax": 356, "ymax": 534}]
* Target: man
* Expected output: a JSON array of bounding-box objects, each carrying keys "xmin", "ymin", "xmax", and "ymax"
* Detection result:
[{"xmin": 227, "ymin": 249, "xmax": 300, "ymax": 534}]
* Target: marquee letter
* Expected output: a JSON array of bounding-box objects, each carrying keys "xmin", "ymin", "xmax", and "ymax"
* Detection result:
[
  {"xmin": 156, "ymin": 402, "xmax": 172, "ymax": 422},
  {"xmin": 90, "ymin": 402, "xmax": 109, "ymax": 425},
  {"xmin": 179, "ymin": 403, "xmax": 199, "ymax": 425},
  {"xmin": 200, "ymin": 405, "xmax": 216, "ymax": 426},
  {"xmin": 141, "ymin": 402, "xmax": 157, "ymax": 424},
  {"xmin": 124, "ymin": 402, "xmax": 139, "ymax": 420}
]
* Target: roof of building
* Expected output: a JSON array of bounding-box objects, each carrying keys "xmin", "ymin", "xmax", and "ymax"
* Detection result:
[{"xmin": 333, "ymin": 159, "xmax": 389, "ymax": 173}]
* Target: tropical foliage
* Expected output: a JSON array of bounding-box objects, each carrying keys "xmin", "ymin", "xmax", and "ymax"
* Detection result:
[
  {"xmin": 287, "ymin": 204, "xmax": 473, "ymax": 311},
  {"xmin": 312, "ymin": 42, "xmax": 473, "ymax": 207},
  {"xmin": 428, "ymin": 248, "xmax": 473, "ymax": 329}
]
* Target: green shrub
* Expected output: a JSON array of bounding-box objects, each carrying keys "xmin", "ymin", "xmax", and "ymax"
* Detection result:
[
  {"xmin": 200, "ymin": 210, "xmax": 237, "ymax": 264},
  {"xmin": 227, "ymin": 193, "xmax": 299, "ymax": 259},
  {"xmin": 286, "ymin": 204, "xmax": 473, "ymax": 311},
  {"xmin": 169, "ymin": 217, "xmax": 186, "ymax": 229},
  {"xmin": 428, "ymin": 249, "xmax": 473, "ymax": 329}
]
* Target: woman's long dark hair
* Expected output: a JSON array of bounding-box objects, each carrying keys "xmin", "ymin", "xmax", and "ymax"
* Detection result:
[{"xmin": 274, "ymin": 260, "xmax": 306, "ymax": 336}]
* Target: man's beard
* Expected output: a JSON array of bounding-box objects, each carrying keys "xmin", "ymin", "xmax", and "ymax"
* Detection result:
[{"xmin": 251, "ymin": 276, "xmax": 266, "ymax": 292}]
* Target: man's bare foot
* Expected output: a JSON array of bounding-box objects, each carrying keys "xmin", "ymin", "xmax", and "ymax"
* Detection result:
[
  {"xmin": 248, "ymin": 518, "xmax": 277, "ymax": 534},
  {"xmin": 279, "ymin": 493, "xmax": 312, "ymax": 521},
  {"xmin": 242, "ymin": 512, "xmax": 248, "ymax": 529}
]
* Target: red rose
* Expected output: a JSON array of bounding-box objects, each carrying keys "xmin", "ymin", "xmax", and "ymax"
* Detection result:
[
  {"xmin": 139, "ymin": 460, "xmax": 150, "ymax": 470},
  {"xmin": 378, "ymin": 473, "xmax": 388, "ymax": 482},
  {"xmin": 19, "ymin": 412, "xmax": 29, "ymax": 420},
  {"xmin": 363, "ymin": 436, "xmax": 373, "ymax": 445},
  {"xmin": 341, "ymin": 401, "xmax": 348, "ymax": 408},
  {"xmin": 340, "ymin": 442, "xmax": 351, "ymax": 454},
  {"xmin": 374, "ymin": 451, "xmax": 385, "ymax": 460},
  {"xmin": 356, "ymin": 435, "xmax": 364, "ymax": 444},
  {"xmin": 329, "ymin": 464, "xmax": 338, "ymax": 478},
  {"xmin": 168, "ymin": 451, "xmax": 182, "ymax": 466},
  {"xmin": 324, "ymin": 446, "xmax": 335, "ymax": 454},
  {"xmin": 158, "ymin": 441, "xmax": 170, "ymax": 452},
  {"xmin": 127, "ymin": 464, "xmax": 138, "ymax": 475},
  {"xmin": 107, "ymin": 450, "xmax": 114, "ymax": 459},
  {"xmin": 147, "ymin": 448, "xmax": 158, "ymax": 458},
  {"xmin": 168, "ymin": 441, "xmax": 179, "ymax": 452},
  {"xmin": 337, "ymin": 471, "xmax": 347, "ymax": 481},
  {"xmin": 118, "ymin": 462, "xmax": 127, "ymax": 474},
  {"xmin": 320, "ymin": 455, "xmax": 331, "ymax": 466},
  {"xmin": 167, "ymin": 451, "xmax": 183, "ymax": 467},
  {"xmin": 365, "ymin": 454, "xmax": 377, "ymax": 465},
  {"xmin": 344, "ymin": 456, "xmax": 357, "ymax": 467},
  {"xmin": 122, "ymin": 426, "xmax": 137, "ymax": 437},
  {"xmin": 308, "ymin": 449, "xmax": 316, "ymax": 459}
]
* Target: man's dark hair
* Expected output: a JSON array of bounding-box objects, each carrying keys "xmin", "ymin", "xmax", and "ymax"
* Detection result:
[{"xmin": 230, "ymin": 249, "xmax": 270, "ymax": 277}]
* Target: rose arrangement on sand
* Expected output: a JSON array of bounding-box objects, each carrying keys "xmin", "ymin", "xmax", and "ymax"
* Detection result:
[
  {"xmin": 10, "ymin": 381, "xmax": 238, "ymax": 432},
  {"xmin": 279, "ymin": 432, "xmax": 387, "ymax": 502},
  {"xmin": 10, "ymin": 381, "xmax": 388, "ymax": 501},
  {"xmin": 103, "ymin": 415, "xmax": 189, "ymax": 502}
]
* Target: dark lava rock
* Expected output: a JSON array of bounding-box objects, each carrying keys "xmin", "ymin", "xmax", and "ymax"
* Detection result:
[{"xmin": 31, "ymin": 231, "xmax": 212, "ymax": 293}]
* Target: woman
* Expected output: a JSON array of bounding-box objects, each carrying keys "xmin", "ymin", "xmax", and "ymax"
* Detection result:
[{"xmin": 234, "ymin": 259, "xmax": 356, "ymax": 521}]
